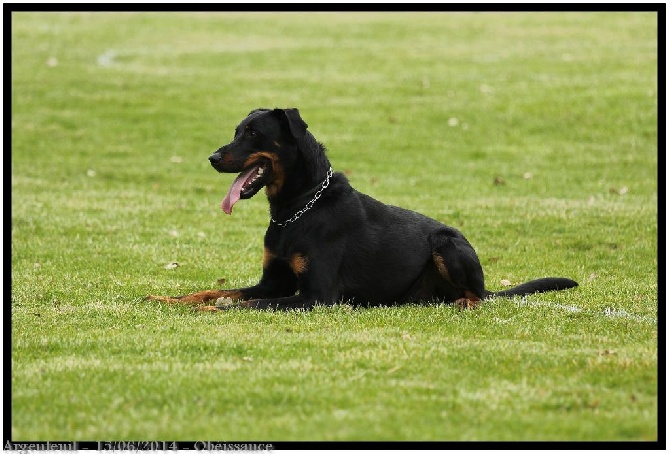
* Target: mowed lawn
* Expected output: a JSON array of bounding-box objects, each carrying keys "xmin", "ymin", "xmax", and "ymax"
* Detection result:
[{"xmin": 10, "ymin": 12, "xmax": 658, "ymax": 442}]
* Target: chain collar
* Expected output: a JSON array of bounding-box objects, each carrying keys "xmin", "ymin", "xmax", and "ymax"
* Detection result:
[{"xmin": 271, "ymin": 167, "xmax": 334, "ymax": 227}]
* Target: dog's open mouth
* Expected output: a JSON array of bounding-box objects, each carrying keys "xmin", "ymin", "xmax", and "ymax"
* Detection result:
[{"xmin": 221, "ymin": 161, "xmax": 271, "ymax": 214}]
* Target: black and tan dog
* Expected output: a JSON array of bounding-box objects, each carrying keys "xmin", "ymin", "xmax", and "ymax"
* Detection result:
[{"xmin": 147, "ymin": 108, "xmax": 577, "ymax": 310}]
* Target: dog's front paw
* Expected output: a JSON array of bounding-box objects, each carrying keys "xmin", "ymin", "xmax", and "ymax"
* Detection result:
[{"xmin": 145, "ymin": 294, "xmax": 184, "ymax": 303}]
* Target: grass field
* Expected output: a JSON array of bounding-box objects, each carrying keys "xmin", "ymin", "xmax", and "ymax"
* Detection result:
[{"xmin": 10, "ymin": 12, "xmax": 659, "ymax": 442}]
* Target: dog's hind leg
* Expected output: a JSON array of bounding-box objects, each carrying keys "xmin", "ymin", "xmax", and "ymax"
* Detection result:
[{"xmin": 429, "ymin": 228, "xmax": 486, "ymax": 309}]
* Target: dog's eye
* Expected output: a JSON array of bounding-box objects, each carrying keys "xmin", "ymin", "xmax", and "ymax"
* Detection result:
[{"xmin": 246, "ymin": 129, "xmax": 258, "ymax": 138}]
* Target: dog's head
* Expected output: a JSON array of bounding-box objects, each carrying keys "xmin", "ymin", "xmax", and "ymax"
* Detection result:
[{"xmin": 209, "ymin": 108, "xmax": 309, "ymax": 214}]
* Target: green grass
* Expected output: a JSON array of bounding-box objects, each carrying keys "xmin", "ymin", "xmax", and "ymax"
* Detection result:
[{"xmin": 11, "ymin": 12, "xmax": 658, "ymax": 442}]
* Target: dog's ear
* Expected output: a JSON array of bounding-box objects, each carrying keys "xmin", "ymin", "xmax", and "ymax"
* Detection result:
[{"xmin": 277, "ymin": 108, "xmax": 308, "ymax": 139}]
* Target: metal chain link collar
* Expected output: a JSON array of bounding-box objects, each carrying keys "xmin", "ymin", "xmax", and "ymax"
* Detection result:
[{"xmin": 271, "ymin": 167, "xmax": 334, "ymax": 228}]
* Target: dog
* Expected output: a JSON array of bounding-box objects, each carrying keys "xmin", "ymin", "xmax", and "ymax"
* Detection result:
[{"xmin": 147, "ymin": 108, "xmax": 578, "ymax": 311}]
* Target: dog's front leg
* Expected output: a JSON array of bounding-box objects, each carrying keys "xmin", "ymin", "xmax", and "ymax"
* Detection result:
[
  {"xmin": 145, "ymin": 252, "xmax": 298, "ymax": 306},
  {"xmin": 146, "ymin": 261, "xmax": 299, "ymax": 307},
  {"xmin": 145, "ymin": 287, "xmax": 255, "ymax": 306},
  {"xmin": 199, "ymin": 294, "xmax": 325, "ymax": 311},
  {"xmin": 200, "ymin": 258, "xmax": 341, "ymax": 311}
]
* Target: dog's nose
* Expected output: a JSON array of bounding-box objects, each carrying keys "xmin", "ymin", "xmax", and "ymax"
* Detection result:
[{"xmin": 209, "ymin": 153, "xmax": 221, "ymax": 164}]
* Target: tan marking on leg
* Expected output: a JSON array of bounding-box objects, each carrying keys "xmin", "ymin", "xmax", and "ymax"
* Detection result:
[
  {"xmin": 146, "ymin": 294, "xmax": 185, "ymax": 303},
  {"xmin": 146, "ymin": 290, "xmax": 243, "ymax": 306},
  {"xmin": 289, "ymin": 253, "xmax": 308, "ymax": 276},
  {"xmin": 432, "ymin": 253, "xmax": 450, "ymax": 281},
  {"xmin": 263, "ymin": 247, "xmax": 275, "ymax": 269},
  {"xmin": 464, "ymin": 290, "xmax": 481, "ymax": 302}
]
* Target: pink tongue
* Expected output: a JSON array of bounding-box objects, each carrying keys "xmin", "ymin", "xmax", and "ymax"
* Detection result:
[{"xmin": 222, "ymin": 166, "xmax": 259, "ymax": 214}]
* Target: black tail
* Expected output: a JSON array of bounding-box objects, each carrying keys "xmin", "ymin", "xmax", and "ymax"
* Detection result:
[{"xmin": 487, "ymin": 277, "xmax": 578, "ymax": 298}]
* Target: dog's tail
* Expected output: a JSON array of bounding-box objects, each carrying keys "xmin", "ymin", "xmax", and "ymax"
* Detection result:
[{"xmin": 487, "ymin": 277, "xmax": 578, "ymax": 298}]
